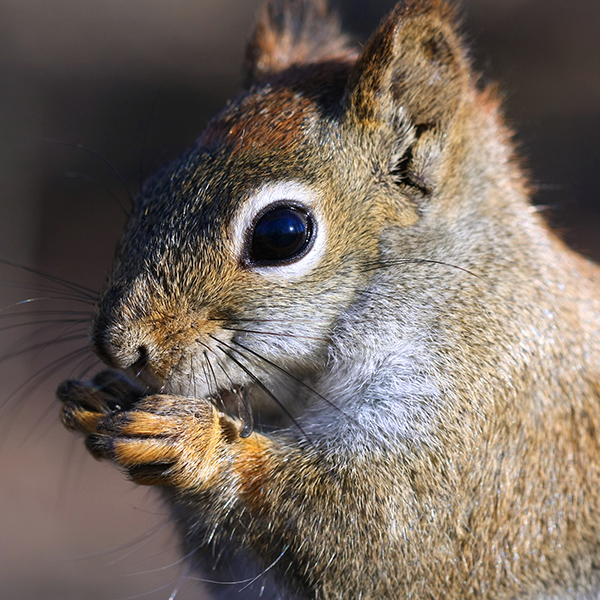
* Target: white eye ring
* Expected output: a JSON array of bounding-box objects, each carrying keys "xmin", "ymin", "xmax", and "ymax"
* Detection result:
[{"xmin": 231, "ymin": 181, "xmax": 326, "ymax": 279}]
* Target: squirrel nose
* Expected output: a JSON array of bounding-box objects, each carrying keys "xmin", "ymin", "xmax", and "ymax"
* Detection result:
[
  {"xmin": 90, "ymin": 280, "xmax": 203, "ymax": 386},
  {"xmin": 90, "ymin": 316, "xmax": 145, "ymax": 371},
  {"xmin": 91, "ymin": 320, "xmax": 163, "ymax": 390},
  {"xmin": 90, "ymin": 302, "xmax": 154, "ymax": 371}
]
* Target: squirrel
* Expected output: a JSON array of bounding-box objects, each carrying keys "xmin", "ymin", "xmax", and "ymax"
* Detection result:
[{"xmin": 56, "ymin": 0, "xmax": 600, "ymax": 598}]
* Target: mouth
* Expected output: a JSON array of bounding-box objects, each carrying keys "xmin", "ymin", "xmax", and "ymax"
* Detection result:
[
  {"xmin": 122, "ymin": 352, "xmax": 257, "ymax": 436},
  {"xmin": 141, "ymin": 370, "xmax": 255, "ymax": 436}
]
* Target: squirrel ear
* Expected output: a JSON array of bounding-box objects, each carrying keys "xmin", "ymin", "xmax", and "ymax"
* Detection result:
[
  {"xmin": 344, "ymin": 0, "xmax": 469, "ymax": 128},
  {"xmin": 244, "ymin": 0, "xmax": 356, "ymax": 86}
]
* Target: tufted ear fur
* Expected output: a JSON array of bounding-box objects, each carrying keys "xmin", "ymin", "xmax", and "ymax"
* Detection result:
[
  {"xmin": 244, "ymin": 0, "xmax": 357, "ymax": 86},
  {"xmin": 344, "ymin": 0, "xmax": 469, "ymax": 129}
]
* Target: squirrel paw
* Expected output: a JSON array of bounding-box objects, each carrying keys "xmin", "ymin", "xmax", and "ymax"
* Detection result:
[
  {"xmin": 91, "ymin": 396, "xmax": 221, "ymax": 487},
  {"xmin": 57, "ymin": 370, "xmax": 145, "ymax": 435},
  {"xmin": 58, "ymin": 376, "xmax": 223, "ymax": 488}
]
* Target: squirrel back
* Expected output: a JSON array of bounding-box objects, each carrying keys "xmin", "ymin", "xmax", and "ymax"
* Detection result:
[{"xmin": 57, "ymin": 0, "xmax": 600, "ymax": 598}]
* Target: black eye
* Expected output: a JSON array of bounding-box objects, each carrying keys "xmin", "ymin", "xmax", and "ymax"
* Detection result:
[{"xmin": 249, "ymin": 204, "xmax": 314, "ymax": 265}]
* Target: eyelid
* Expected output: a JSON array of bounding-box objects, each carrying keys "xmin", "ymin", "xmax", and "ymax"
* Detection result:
[{"xmin": 230, "ymin": 181, "xmax": 327, "ymax": 280}]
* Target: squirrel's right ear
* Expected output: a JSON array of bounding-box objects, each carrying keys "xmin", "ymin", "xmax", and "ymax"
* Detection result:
[
  {"xmin": 344, "ymin": 0, "xmax": 469, "ymax": 129},
  {"xmin": 244, "ymin": 0, "xmax": 356, "ymax": 87}
]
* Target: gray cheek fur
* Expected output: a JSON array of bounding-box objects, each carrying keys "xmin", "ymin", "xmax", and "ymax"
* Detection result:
[{"xmin": 304, "ymin": 302, "xmax": 444, "ymax": 455}]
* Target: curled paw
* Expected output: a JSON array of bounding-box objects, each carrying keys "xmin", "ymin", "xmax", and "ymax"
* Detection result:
[
  {"xmin": 57, "ymin": 370, "xmax": 145, "ymax": 435},
  {"xmin": 84, "ymin": 394, "xmax": 222, "ymax": 488}
]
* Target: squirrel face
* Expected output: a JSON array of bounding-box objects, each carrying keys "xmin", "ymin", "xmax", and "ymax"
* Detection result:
[
  {"xmin": 89, "ymin": 9, "xmax": 473, "ymax": 422},
  {"xmin": 90, "ymin": 63, "xmax": 419, "ymax": 405}
]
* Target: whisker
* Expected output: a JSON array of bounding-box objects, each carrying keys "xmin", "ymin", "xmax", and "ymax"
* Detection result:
[
  {"xmin": 195, "ymin": 343, "xmax": 246, "ymax": 424},
  {"xmin": 51, "ymin": 520, "xmax": 170, "ymax": 564},
  {"xmin": 230, "ymin": 338, "xmax": 355, "ymax": 424},
  {"xmin": 199, "ymin": 353, "xmax": 213, "ymax": 398},
  {"xmin": 0, "ymin": 284, "xmax": 97, "ymax": 304},
  {"xmin": 222, "ymin": 326, "xmax": 326, "ymax": 342},
  {"xmin": 239, "ymin": 545, "xmax": 288, "ymax": 593},
  {"xmin": 20, "ymin": 394, "xmax": 61, "ymax": 447},
  {"xmin": 3, "ymin": 345, "xmax": 91, "ymax": 407},
  {"xmin": 0, "ymin": 258, "xmax": 99, "ymax": 300},
  {"xmin": 186, "ymin": 544, "xmax": 289, "ymax": 588},
  {"xmin": 168, "ymin": 572, "xmax": 185, "ymax": 600},
  {"xmin": 236, "ymin": 386, "xmax": 254, "ymax": 438},
  {"xmin": 211, "ymin": 353, "xmax": 235, "ymax": 388},
  {"xmin": 124, "ymin": 542, "xmax": 198, "ymax": 574},
  {"xmin": 0, "ymin": 297, "xmax": 94, "ymax": 317},
  {"xmin": 66, "ymin": 346, "xmax": 99, "ymax": 380},
  {"xmin": 19, "ymin": 322, "xmax": 89, "ymax": 363},
  {"xmin": 209, "ymin": 334, "xmax": 314, "ymax": 446},
  {"xmin": 113, "ymin": 579, "xmax": 190, "ymax": 600},
  {"xmin": 202, "ymin": 351, "xmax": 224, "ymax": 412},
  {"xmin": 40, "ymin": 137, "xmax": 135, "ymax": 208},
  {"xmin": 191, "ymin": 354, "xmax": 199, "ymax": 401},
  {"xmin": 61, "ymin": 520, "xmax": 170, "ymax": 568},
  {"xmin": 361, "ymin": 256, "xmax": 485, "ymax": 282},
  {"xmin": 0, "ymin": 309, "xmax": 93, "ymax": 319},
  {"xmin": 66, "ymin": 171, "xmax": 130, "ymax": 217},
  {"xmin": 0, "ymin": 318, "xmax": 89, "ymax": 334},
  {"xmin": 74, "ymin": 354, "xmax": 102, "ymax": 380},
  {"xmin": 210, "ymin": 317, "xmax": 329, "ymax": 324},
  {"xmin": 0, "ymin": 346, "xmax": 91, "ymax": 450},
  {"xmin": 0, "ymin": 333, "xmax": 89, "ymax": 365}
]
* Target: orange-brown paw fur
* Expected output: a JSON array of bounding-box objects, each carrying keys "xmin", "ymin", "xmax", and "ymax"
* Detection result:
[
  {"xmin": 58, "ymin": 370, "xmax": 144, "ymax": 434},
  {"xmin": 58, "ymin": 375, "xmax": 225, "ymax": 489},
  {"xmin": 92, "ymin": 396, "xmax": 224, "ymax": 487}
]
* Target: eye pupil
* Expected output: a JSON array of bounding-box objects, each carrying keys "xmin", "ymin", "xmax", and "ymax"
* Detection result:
[{"xmin": 250, "ymin": 205, "xmax": 313, "ymax": 264}]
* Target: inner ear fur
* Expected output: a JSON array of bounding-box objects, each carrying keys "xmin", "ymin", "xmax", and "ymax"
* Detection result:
[
  {"xmin": 344, "ymin": 0, "xmax": 470, "ymax": 129},
  {"xmin": 244, "ymin": 0, "xmax": 356, "ymax": 87}
]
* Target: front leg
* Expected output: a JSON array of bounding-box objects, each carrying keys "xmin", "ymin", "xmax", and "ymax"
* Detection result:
[{"xmin": 57, "ymin": 374, "xmax": 384, "ymax": 598}]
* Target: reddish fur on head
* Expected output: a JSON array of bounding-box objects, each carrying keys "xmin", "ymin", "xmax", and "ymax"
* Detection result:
[{"xmin": 244, "ymin": 0, "xmax": 357, "ymax": 86}]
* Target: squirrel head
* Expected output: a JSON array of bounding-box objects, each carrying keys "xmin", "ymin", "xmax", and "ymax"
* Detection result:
[{"xmin": 90, "ymin": 0, "xmax": 520, "ymax": 426}]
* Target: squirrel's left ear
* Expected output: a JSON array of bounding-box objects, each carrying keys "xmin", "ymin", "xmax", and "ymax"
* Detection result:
[
  {"xmin": 244, "ymin": 0, "xmax": 356, "ymax": 87},
  {"xmin": 344, "ymin": 0, "xmax": 469, "ymax": 129}
]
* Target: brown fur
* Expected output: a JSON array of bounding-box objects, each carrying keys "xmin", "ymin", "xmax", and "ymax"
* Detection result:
[
  {"xmin": 244, "ymin": 0, "xmax": 357, "ymax": 86},
  {"xmin": 58, "ymin": 1, "xmax": 600, "ymax": 598}
]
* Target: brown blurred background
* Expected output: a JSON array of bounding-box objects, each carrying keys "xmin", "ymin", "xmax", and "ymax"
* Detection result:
[{"xmin": 0, "ymin": 1, "xmax": 598, "ymax": 599}]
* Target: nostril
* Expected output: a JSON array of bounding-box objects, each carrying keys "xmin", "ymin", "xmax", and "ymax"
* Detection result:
[
  {"xmin": 130, "ymin": 346, "xmax": 149, "ymax": 376},
  {"xmin": 91, "ymin": 314, "xmax": 149, "ymax": 372}
]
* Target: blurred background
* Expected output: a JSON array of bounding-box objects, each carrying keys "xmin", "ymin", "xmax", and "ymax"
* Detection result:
[{"xmin": 0, "ymin": 0, "xmax": 598, "ymax": 598}]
